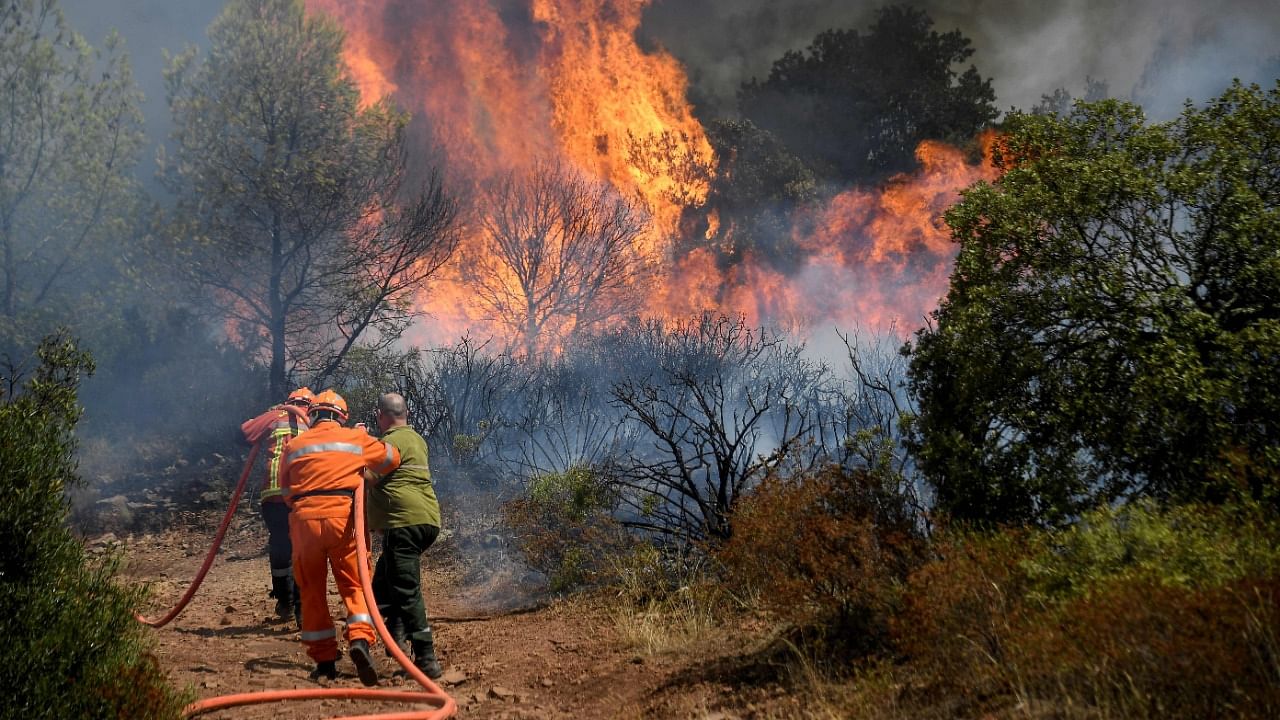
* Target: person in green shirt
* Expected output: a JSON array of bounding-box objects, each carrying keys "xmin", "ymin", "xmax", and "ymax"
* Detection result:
[{"xmin": 365, "ymin": 391, "xmax": 444, "ymax": 679}]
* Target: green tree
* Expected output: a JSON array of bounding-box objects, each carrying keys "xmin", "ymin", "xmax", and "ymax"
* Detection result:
[
  {"xmin": 0, "ymin": 333, "xmax": 187, "ymax": 718},
  {"xmin": 908, "ymin": 82, "xmax": 1280, "ymax": 526},
  {"xmin": 163, "ymin": 0, "xmax": 461, "ymax": 399},
  {"xmin": 0, "ymin": 0, "xmax": 144, "ymax": 351},
  {"xmin": 738, "ymin": 5, "xmax": 997, "ymax": 186},
  {"xmin": 1031, "ymin": 76, "xmax": 1109, "ymax": 117},
  {"xmin": 698, "ymin": 119, "xmax": 818, "ymax": 271}
]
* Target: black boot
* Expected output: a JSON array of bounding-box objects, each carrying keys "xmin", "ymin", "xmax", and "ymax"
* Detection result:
[
  {"xmin": 384, "ymin": 616, "xmax": 406, "ymax": 657},
  {"xmin": 412, "ymin": 633, "xmax": 443, "ymax": 680},
  {"xmin": 348, "ymin": 639, "xmax": 379, "ymax": 687},
  {"xmin": 269, "ymin": 575, "xmax": 292, "ymax": 620},
  {"xmin": 309, "ymin": 659, "xmax": 337, "ymax": 681}
]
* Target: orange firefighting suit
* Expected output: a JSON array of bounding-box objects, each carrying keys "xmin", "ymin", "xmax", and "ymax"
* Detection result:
[
  {"xmin": 241, "ymin": 403, "xmax": 310, "ymax": 502},
  {"xmin": 280, "ymin": 420, "xmax": 401, "ymax": 663},
  {"xmin": 240, "ymin": 404, "xmax": 310, "ymax": 607}
]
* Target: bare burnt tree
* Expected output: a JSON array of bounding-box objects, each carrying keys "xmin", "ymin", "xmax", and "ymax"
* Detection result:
[
  {"xmin": 609, "ymin": 315, "xmax": 828, "ymax": 544},
  {"xmin": 834, "ymin": 326, "xmax": 912, "ymax": 471},
  {"xmin": 500, "ymin": 337, "xmax": 637, "ymax": 479},
  {"xmin": 462, "ymin": 159, "xmax": 651, "ymax": 359},
  {"xmin": 828, "ymin": 325, "xmax": 929, "ymax": 527},
  {"xmin": 297, "ymin": 169, "xmax": 462, "ymax": 389},
  {"xmin": 406, "ymin": 335, "xmax": 528, "ymax": 476}
]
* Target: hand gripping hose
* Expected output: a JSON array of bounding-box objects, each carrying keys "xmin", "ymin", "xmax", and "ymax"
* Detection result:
[{"xmin": 139, "ymin": 446, "xmax": 456, "ymax": 719}]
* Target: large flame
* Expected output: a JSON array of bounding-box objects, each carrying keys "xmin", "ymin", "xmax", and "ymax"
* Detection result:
[
  {"xmin": 306, "ymin": 0, "xmax": 996, "ymax": 348},
  {"xmin": 652, "ymin": 136, "xmax": 998, "ymax": 333}
]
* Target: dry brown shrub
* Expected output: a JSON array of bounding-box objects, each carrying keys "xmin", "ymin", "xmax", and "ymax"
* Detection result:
[
  {"xmin": 1008, "ymin": 575, "xmax": 1280, "ymax": 718},
  {"xmin": 717, "ymin": 465, "xmax": 926, "ymax": 658},
  {"xmin": 892, "ymin": 520, "xmax": 1280, "ymax": 719},
  {"xmin": 891, "ymin": 529, "xmax": 1037, "ymax": 714}
]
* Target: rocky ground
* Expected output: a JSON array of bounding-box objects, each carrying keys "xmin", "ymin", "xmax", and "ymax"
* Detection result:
[{"xmin": 76, "ymin": 452, "xmax": 798, "ymax": 719}]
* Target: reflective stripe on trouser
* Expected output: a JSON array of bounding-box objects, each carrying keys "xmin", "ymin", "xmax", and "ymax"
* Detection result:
[
  {"xmin": 290, "ymin": 513, "xmax": 376, "ymax": 663},
  {"xmin": 262, "ymin": 501, "xmax": 298, "ymax": 606}
]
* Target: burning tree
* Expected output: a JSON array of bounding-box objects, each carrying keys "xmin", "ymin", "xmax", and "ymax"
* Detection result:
[
  {"xmin": 162, "ymin": 0, "xmax": 461, "ymax": 399},
  {"xmin": 739, "ymin": 5, "xmax": 997, "ymax": 185},
  {"xmin": 461, "ymin": 159, "xmax": 651, "ymax": 358},
  {"xmin": 696, "ymin": 119, "xmax": 819, "ymax": 272}
]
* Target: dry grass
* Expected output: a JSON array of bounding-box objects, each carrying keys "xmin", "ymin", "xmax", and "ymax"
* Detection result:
[{"xmin": 609, "ymin": 582, "xmax": 724, "ymax": 655}]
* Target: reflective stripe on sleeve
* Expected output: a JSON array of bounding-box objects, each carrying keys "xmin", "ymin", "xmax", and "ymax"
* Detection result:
[
  {"xmin": 270, "ymin": 566, "xmax": 293, "ymax": 577},
  {"xmin": 301, "ymin": 628, "xmax": 336, "ymax": 642},
  {"xmin": 346, "ymin": 614, "xmax": 373, "ymax": 626},
  {"xmin": 286, "ymin": 442, "xmax": 364, "ymax": 463},
  {"xmin": 371, "ymin": 443, "xmax": 397, "ymax": 474}
]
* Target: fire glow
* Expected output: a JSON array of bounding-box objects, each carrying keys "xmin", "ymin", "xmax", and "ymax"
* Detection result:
[{"xmin": 306, "ymin": 0, "xmax": 997, "ymax": 347}]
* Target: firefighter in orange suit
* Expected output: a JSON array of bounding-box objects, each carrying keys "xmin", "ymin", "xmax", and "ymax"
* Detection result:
[
  {"xmin": 280, "ymin": 389, "xmax": 400, "ymax": 685},
  {"xmin": 240, "ymin": 387, "xmax": 313, "ymax": 625}
]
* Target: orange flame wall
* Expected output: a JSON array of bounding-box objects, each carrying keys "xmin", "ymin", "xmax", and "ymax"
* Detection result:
[
  {"xmin": 654, "ymin": 136, "xmax": 998, "ymax": 333},
  {"xmin": 306, "ymin": 0, "xmax": 995, "ymax": 347}
]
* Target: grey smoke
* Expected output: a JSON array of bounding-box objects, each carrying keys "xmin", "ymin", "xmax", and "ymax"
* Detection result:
[
  {"xmin": 57, "ymin": 0, "xmax": 219, "ymax": 164},
  {"xmin": 57, "ymin": 0, "xmax": 1280, "ymax": 162},
  {"xmin": 639, "ymin": 0, "xmax": 1280, "ymax": 119}
]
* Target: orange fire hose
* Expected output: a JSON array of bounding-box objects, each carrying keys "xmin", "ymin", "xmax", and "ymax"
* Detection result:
[
  {"xmin": 135, "ymin": 442, "xmax": 261, "ymax": 627},
  {"xmin": 139, "ymin": 444, "xmax": 456, "ymax": 719}
]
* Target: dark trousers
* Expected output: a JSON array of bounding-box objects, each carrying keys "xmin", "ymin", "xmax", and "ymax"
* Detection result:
[
  {"xmin": 372, "ymin": 524, "xmax": 439, "ymax": 643},
  {"xmin": 261, "ymin": 500, "xmax": 296, "ymax": 600}
]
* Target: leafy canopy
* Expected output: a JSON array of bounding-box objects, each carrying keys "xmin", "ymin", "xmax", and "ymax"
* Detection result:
[
  {"xmin": 0, "ymin": 0, "xmax": 144, "ymax": 353},
  {"xmin": 908, "ymin": 81, "xmax": 1280, "ymax": 526},
  {"xmin": 0, "ymin": 333, "xmax": 187, "ymax": 718},
  {"xmin": 164, "ymin": 0, "xmax": 459, "ymax": 400},
  {"xmin": 739, "ymin": 5, "xmax": 996, "ymax": 185}
]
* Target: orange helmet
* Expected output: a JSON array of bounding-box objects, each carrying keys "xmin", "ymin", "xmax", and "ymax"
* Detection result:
[
  {"xmin": 309, "ymin": 389, "xmax": 349, "ymax": 422},
  {"xmin": 286, "ymin": 387, "xmax": 314, "ymax": 407}
]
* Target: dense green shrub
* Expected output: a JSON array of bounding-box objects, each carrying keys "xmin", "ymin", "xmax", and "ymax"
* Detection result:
[
  {"xmin": 504, "ymin": 464, "xmax": 631, "ymax": 592},
  {"xmin": 0, "ymin": 333, "xmax": 187, "ymax": 719},
  {"xmin": 910, "ymin": 82, "xmax": 1280, "ymax": 526},
  {"xmin": 1022, "ymin": 501, "xmax": 1280, "ymax": 602}
]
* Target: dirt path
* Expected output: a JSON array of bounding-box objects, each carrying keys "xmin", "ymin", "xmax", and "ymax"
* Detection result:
[{"xmin": 116, "ymin": 513, "xmax": 754, "ymax": 719}]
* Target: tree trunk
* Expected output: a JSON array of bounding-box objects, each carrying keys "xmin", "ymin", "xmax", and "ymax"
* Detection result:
[
  {"xmin": 269, "ymin": 213, "xmax": 286, "ymax": 400},
  {"xmin": 2, "ymin": 214, "xmax": 14, "ymax": 318}
]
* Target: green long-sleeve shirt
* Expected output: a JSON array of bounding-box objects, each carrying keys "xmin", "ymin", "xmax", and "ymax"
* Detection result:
[{"xmin": 365, "ymin": 425, "xmax": 441, "ymax": 531}]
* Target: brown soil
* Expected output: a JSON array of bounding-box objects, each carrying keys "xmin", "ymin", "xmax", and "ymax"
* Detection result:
[{"xmin": 110, "ymin": 500, "xmax": 797, "ymax": 719}]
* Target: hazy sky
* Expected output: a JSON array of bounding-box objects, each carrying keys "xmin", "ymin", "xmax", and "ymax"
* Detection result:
[
  {"xmin": 59, "ymin": 0, "xmax": 220, "ymax": 154},
  {"xmin": 58, "ymin": 0, "xmax": 1280, "ymax": 163}
]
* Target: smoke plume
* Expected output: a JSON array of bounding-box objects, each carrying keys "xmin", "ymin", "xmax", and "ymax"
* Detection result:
[{"xmin": 638, "ymin": 0, "xmax": 1280, "ymax": 119}]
